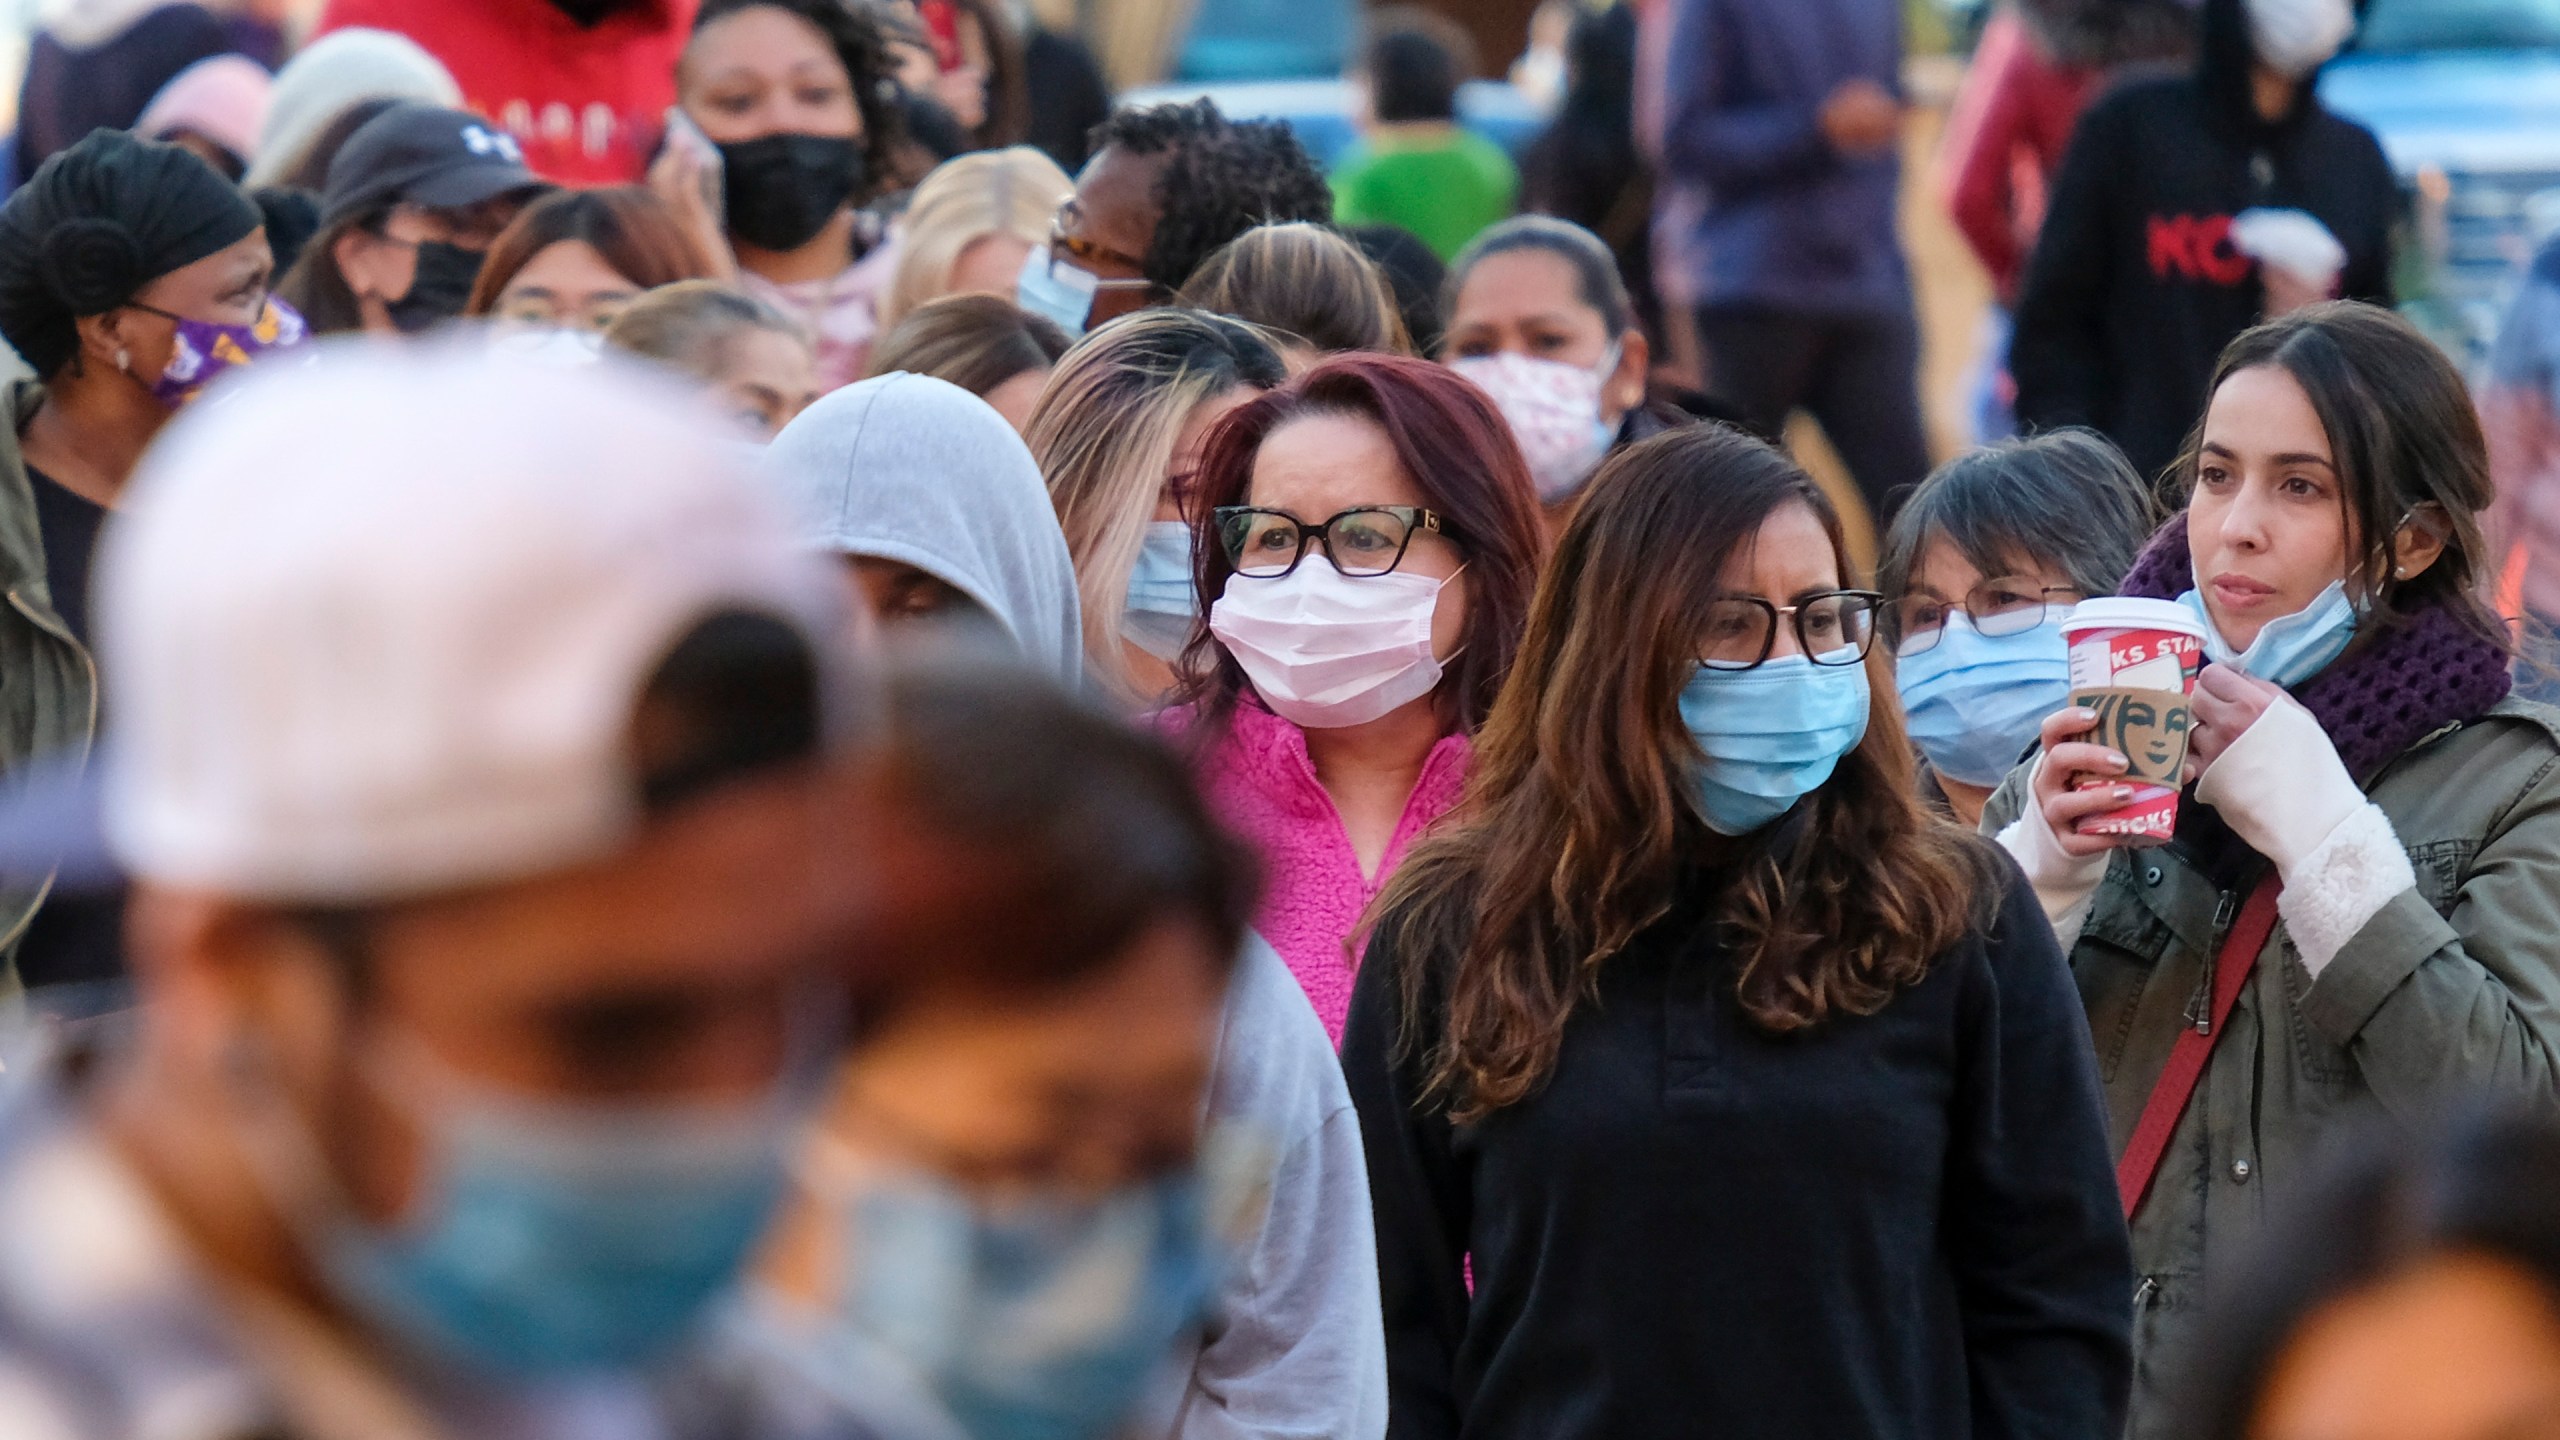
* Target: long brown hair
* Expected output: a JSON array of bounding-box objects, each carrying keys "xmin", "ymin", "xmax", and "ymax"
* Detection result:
[{"xmin": 1371, "ymin": 424, "xmax": 2007, "ymax": 1121}]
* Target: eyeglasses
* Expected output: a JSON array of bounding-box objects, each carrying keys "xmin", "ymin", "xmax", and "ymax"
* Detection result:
[
  {"xmin": 1047, "ymin": 202, "xmax": 1165, "ymax": 296},
  {"xmin": 1890, "ymin": 580, "xmax": 2082, "ymax": 655},
  {"xmin": 1215, "ymin": 505, "xmax": 1450, "ymax": 578},
  {"xmin": 1698, "ymin": 591, "xmax": 1883, "ymax": 670}
]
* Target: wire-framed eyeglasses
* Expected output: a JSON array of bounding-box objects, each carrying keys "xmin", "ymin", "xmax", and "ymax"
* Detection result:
[{"xmin": 1889, "ymin": 580, "xmax": 2081, "ymax": 655}]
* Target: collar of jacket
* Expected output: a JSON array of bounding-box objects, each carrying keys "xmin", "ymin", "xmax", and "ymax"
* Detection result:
[{"xmin": 0, "ymin": 381, "xmax": 60, "ymax": 599}]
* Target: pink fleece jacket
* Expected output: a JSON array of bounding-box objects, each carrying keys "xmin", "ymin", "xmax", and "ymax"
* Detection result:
[{"xmin": 1177, "ymin": 703, "xmax": 1470, "ymax": 1045}]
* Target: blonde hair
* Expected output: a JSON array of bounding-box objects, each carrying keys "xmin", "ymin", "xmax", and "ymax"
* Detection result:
[
  {"xmin": 880, "ymin": 146, "xmax": 1074, "ymax": 333},
  {"xmin": 1024, "ymin": 309, "xmax": 1287, "ymax": 702},
  {"xmin": 603, "ymin": 279, "xmax": 810, "ymax": 381},
  {"xmin": 1176, "ymin": 222, "xmax": 1412, "ymax": 358}
]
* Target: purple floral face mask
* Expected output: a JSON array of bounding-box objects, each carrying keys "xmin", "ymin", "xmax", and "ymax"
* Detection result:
[{"xmin": 146, "ymin": 296, "xmax": 309, "ymax": 407}]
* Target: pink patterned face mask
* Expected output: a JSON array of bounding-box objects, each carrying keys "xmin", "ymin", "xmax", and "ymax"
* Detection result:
[{"xmin": 1450, "ymin": 347, "xmax": 1620, "ymax": 502}]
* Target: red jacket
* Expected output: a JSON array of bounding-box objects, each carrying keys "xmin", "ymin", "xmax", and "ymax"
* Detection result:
[
  {"xmin": 315, "ymin": 0, "xmax": 697, "ymax": 185},
  {"xmin": 1937, "ymin": 10, "xmax": 2096, "ymax": 302}
]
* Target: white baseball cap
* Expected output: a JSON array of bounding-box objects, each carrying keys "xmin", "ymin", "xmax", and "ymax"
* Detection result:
[{"xmin": 89, "ymin": 342, "xmax": 853, "ymax": 904}]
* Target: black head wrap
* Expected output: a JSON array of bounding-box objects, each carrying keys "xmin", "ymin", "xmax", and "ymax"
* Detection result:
[{"xmin": 0, "ymin": 129, "xmax": 263, "ymax": 379}]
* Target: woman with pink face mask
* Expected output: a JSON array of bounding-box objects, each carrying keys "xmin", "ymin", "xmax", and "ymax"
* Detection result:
[
  {"xmin": 1439, "ymin": 216, "xmax": 1675, "ymax": 528},
  {"xmin": 1163, "ymin": 354, "xmax": 1547, "ymax": 1041}
]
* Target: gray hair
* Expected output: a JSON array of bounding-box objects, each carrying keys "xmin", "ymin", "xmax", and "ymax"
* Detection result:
[{"xmin": 1878, "ymin": 429, "xmax": 2161, "ymax": 604}]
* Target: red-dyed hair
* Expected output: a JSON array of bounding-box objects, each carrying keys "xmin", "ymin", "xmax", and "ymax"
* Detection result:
[{"xmin": 1173, "ymin": 352, "xmax": 1548, "ymax": 736}]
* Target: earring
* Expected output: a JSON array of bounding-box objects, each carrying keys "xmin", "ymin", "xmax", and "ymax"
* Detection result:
[
  {"xmin": 2396, "ymin": 566, "xmax": 2410, "ymax": 579},
  {"xmin": 115, "ymin": 349, "xmax": 130, "ymax": 374}
]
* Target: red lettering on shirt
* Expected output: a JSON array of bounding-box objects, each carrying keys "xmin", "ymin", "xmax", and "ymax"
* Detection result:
[{"xmin": 2145, "ymin": 214, "xmax": 2251, "ymax": 286}]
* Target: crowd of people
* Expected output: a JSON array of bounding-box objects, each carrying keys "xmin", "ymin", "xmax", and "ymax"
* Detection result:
[{"xmin": 0, "ymin": 0, "xmax": 2558, "ymax": 1438}]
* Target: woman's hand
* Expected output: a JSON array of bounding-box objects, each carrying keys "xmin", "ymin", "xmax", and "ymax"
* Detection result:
[
  {"xmin": 2187, "ymin": 664, "xmax": 2282, "ymax": 776},
  {"xmin": 2031, "ymin": 705, "xmax": 2143, "ymax": 857},
  {"xmin": 649, "ymin": 110, "xmax": 739, "ymax": 282}
]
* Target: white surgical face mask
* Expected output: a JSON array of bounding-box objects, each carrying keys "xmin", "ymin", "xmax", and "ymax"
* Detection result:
[
  {"xmin": 2245, "ymin": 0, "xmax": 2355, "ymax": 79},
  {"xmin": 1450, "ymin": 346, "xmax": 1620, "ymax": 502},
  {"xmin": 1207, "ymin": 562, "xmax": 1461, "ymax": 729},
  {"xmin": 1015, "ymin": 246, "xmax": 1097, "ymax": 339}
]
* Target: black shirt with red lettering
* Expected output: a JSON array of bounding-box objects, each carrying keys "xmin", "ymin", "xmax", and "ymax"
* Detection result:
[{"xmin": 2009, "ymin": 0, "xmax": 2397, "ymax": 478}]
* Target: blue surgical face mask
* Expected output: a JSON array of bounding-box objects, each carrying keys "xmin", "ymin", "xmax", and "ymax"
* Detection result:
[
  {"xmin": 1123, "ymin": 519, "xmax": 1198, "ymax": 661},
  {"xmin": 1016, "ymin": 246, "xmax": 1097, "ymax": 340},
  {"xmin": 835, "ymin": 1167, "xmax": 1229, "ymax": 1440},
  {"xmin": 302, "ymin": 1036, "xmax": 805, "ymax": 1378},
  {"xmin": 1893, "ymin": 610, "xmax": 2071, "ymax": 788},
  {"xmin": 1678, "ymin": 651, "xmax": 1872, "ymax": 835},
  {"xmin": 2175, "ymin": 579, "xmax": 2357, "ymax": 688}
]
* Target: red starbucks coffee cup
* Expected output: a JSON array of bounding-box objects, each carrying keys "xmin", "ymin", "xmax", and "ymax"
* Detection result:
[{"xmin": 2059, "ymin": 598, "xmax": 2209, "ymax": 846}]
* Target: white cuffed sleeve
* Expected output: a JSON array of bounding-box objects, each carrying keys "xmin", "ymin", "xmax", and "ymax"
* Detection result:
[
  {"xmin": 1996, "ymin": 755, "xmax": 2112, "ymax": 951},
  {"xmin": 2195, "ymin": 690, "xmax": 2415, "ymax": 976}
]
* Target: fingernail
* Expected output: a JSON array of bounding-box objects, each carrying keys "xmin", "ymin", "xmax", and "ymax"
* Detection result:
[{"xmin": 2115, "ymin": 787, "xmax": 2134, "ymax": 801}]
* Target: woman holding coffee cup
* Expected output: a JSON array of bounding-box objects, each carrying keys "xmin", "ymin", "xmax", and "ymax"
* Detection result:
[{"xmin": 1987, "ymin": 301, "xmax": 2560, "ymax": 1440}]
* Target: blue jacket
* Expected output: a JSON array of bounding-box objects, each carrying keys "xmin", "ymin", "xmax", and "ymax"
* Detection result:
[{"xmin": 1658, "ymin": 0, "xmax": 1910, "ymax": 316}]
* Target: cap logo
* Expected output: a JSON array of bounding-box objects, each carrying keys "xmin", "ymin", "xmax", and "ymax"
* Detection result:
[{"xmin": 460, "ymin": 124, "xmax": 526, "ymax": 164}]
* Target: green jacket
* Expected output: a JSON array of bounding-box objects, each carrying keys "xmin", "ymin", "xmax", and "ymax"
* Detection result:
[
  {"xmin": 0, "ymin": 380, "xmax": 101, "ymax": 990},
  {"xmin": 1985, "ymin": 699, "xmax": 2560, "ymax": 1440}
]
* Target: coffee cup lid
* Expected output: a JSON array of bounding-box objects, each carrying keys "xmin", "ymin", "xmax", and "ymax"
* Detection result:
[{"xmin": 2061, "ymin": 596, "xmax": 2207, "ymax": 640}]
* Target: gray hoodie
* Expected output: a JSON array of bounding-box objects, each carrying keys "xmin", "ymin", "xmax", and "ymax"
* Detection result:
[{"xmin": 764, "ymin": 372, "xmax": 1084, "ymax": 686}]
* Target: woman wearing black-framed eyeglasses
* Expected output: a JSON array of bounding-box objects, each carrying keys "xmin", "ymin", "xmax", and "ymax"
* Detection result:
[
  {"xmin": 1343, "ymin": 421, "xmax": 2130, "ymax": 1440},
  {"xmin": 1162, "ymin": 352, "xmax": 1546, "ymax": 1043}
]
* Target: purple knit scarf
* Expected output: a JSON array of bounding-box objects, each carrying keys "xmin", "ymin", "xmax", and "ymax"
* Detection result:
[{"xmin": 2118, "ymin": 519, "xmax": 2512, "ymax": 781}]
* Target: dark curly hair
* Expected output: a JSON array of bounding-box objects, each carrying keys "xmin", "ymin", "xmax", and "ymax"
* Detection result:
[
  {"xmin": 689, "ymin": 0, "xmax": 908, "ymax": 201},
  {"xmin": 1087, "ymin": 99, "xmax": 1333, "ymax": 294}
]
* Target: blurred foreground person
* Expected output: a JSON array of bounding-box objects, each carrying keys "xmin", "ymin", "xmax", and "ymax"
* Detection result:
[
  {"xmin": 1019, "ymin": 99, "xmax": 1331, "ymax": 341},
  {"xmin": 608, "ymin": 279, "xmax": 822, "ymax": 442},
  {"xmin": 0, "ymin": 348, "xmax": 878, "ymax": 1436},
  {"xmin": 1990, "ymin": 304, "xmax": 2560, "ymax": 1440},
  {"xmin": 0, "ymin": 130, "xmax": 298, "ymax": 993},
  {"xmin": 1347, "ymin": 423, "xmax": 2131, "ymax": 1438},
  {"xmin": 2178, "ymin": 1108, "xmax": 2560, "ymax": 1440},
  {"xmin": 1879, "ymin": 430, "xmax": 2157, "ymax": 825},
  {"xmin": 2010, "ymin": 0, "xmax": 2393, "ymax": 479},
  {"xmin": 766, "ymin": 369, "xmax": 1084, "ymax": 681},
  {"xmin": 1027, "ymin": 309, "xmax": 1287, "ymax": 703},
  {"xmin": 756, "ymin": 657, "xmax": 1355, "ymax": 1440}
]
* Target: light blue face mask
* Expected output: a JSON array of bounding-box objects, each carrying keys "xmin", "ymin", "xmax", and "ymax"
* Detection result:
[
  {"xmin": 1893, "ymin": 610, "xmax": 2071, "ymax": 788},
  {"xmin": 1123, "ymin": 519, "xmax": 1198, "ymax": 661},
  {"xmin": 1015, "ymin": 246, "xmax": 1097, "ymax": 340},
  {"xmin": 840, "ymin": 1169, "xmax": 1227, "ymax": 1440},
  {"xmin": 2175, "ymin": 578, "xmax": 2357, "ymax": 689},
  {"xmin": 318, "ymin": 1059, "xmax": 801, "ymax": 1378},
  {"xmin": 1678, "ymin": 651, "xmax": 1872, "ymax": 835}
]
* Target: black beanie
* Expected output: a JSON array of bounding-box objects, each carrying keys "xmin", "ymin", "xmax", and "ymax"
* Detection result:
[{"xmin": 0, "ymin": 129, "xmax": 264, "ymax": 379}]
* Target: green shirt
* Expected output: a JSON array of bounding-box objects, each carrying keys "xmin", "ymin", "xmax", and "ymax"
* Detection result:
[{"xmin": 1330, "ymin": 128, "xmax": 1519, "ymax": 263}]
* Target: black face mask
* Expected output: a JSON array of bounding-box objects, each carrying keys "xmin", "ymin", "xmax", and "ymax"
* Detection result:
[
  {"xmin": 717, "ymin": 134, "xmax": 866, "ymax": 253},
  {"xmin": 387, "ymin": 240, "xmax": 486, "ymax": 334}
]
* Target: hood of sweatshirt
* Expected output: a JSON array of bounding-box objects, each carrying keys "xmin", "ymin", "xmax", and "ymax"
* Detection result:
[{"xmin": 764, "ymin": 371, "xmax": 1085, "ymax": 687}]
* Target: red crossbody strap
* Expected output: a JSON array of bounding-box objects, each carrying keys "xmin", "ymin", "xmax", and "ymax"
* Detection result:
[{"xmin": 2115, "ymin": 877, "xmax": 2284, "ymax": 1221}]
